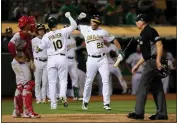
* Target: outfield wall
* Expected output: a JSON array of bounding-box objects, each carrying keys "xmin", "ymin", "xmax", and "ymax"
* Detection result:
[{"xmin": 2, "ymin": 23, "xmax": 176, "ymax": 38}]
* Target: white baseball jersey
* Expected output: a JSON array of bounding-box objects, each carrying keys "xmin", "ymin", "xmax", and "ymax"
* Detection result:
[
  {"xmin": 104, "ymin": 44, "xmax": 117, "ymax": 64},
  {"xmin": 32, "ymin": 37, "xmax": 47, "ymax": 58},
  {"xmin": 66, "ymin": 36, "xmax": 77, "ymax": 57},
  {"xmin": 126, "ymin": 52, "xmax": 144, "ymax": 72},
  {"xmin": 38, "ymin": 27, "xmax": 74, "ymax": 56},
  {"xmin": 78, "ymin": 25, "xmax": 115, "ymax": 55}
]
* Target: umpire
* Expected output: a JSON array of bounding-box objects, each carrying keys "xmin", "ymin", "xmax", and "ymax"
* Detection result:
[{"xmin": 127, "ymin": 14, "xmax": 168, "ymax": 120}]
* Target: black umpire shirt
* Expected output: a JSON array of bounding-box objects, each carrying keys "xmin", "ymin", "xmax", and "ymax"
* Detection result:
[{"xmin": 138, "ymin": 25, "xmax": 161, "ymax": 60}]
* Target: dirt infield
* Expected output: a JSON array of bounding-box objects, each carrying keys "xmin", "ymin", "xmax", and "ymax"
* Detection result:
[
  {"xmin": 2, "ymin": 94, "xmax": 176, "ymax": 122},
  {"xmin": 2, "ymin": 114, "xmax": 176, "ymax": 122}
]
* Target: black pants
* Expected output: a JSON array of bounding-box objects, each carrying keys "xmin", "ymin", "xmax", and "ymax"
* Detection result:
[{"xmin": 135, "ymin": 59, "xmax": 167, "ymax": 116}]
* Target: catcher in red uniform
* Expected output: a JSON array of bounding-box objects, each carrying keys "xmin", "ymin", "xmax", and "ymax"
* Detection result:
[{"xmin": 8, "ymin": 16, "xmax": 40, "ymax": 118}]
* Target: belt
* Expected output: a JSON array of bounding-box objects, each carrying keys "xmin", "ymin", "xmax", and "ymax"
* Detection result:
[
  {"xmin": 88, "ymin": 53, "xmax": 105, "ymax": 58},
  {"xmin": 67, "ymin": 56, "xmax": 74, "ymax": 59},
  {"xmin": 49, "ymin": 53, "xmax": 65, "ymax": 56},
  {"xmin": 35, "ymin": 58, "xmax": 47, "ymax": 62}
]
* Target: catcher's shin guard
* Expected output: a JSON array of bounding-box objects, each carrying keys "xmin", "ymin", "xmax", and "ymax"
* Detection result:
[
  {"xmin": 23, "ymin": 80, "xmax": 35, "ymax": 114},
  {"xmin": 14, "ymin": 84, "xmax": 23, "ymax": 114}
]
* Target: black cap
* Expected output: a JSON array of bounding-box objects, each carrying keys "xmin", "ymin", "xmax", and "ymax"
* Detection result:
[
  {"xmin": 91, "ymin": 15, "xmax": 101, "ymax": 24},
  {"xmin": 48, "ymin": 17, "xmax": 58, "ymax": 29},
  {"xmin": 37, "ymin": 24, "xmax": 45, "ymax": 30},
  {"xmin": 136, "ymin": 14, "xmax": 148, "ymax": 23}
]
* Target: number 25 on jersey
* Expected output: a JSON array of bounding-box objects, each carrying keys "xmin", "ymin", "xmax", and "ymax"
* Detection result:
[
  {"xmin": 53, "ymin": 39, "xmax": 62, "ymax": 51},
  {"xmin": 97, "ymin": 42, "xmax": 104, "ymax": 48}
]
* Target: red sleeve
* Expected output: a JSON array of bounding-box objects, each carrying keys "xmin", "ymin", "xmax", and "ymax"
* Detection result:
[{"xmin": 8, "ymin": 42, "xmax": 16, "ymax": 58}]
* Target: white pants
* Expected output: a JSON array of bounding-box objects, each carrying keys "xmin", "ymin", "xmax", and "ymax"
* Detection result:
[
  {"xmin": 131, "ymin": 72, "xmax": 142, "ymax": 95},
  {"xmin": 68, "ymin": 59, "xmax": 79, "ymax": 87},
  {"xmin": 11, "ymin": 59, "xmax": 31, "ymax": 85},
  {"xmin": 83, "ymin": 55, "xmax": 110, "ymax": 105},
  {"xmin": 109, "ymin": 64, "xmax": 127, "ymax": 89},
  {"xmin": 77, "ymin": 68, "xmax": 86, "ymax": 97},
  {"xmin": 162, "ymin": 76, "xmax": 169, "ymax": 94},
  {"xmin": 34, "ymin": 59, "xmax": 48, "ymax": 100},
  {"xmin": 47, "ymin": 55, "xmax": 68, "ymax": 106}
]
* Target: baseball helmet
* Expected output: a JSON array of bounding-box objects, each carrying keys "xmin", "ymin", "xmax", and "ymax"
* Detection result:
[
  {"xmin": 37, "ymin": 24, "xmax": 46, "ymax": 30},
  {"xmin": 91, "ymin": 15, "xmax": 101, "ymax": 24},
  {"xmin": 156, "ymin": 59, "xmax": 169, "ymax": 78},
  {"xmin": 36, "ymin": 24, "xmax": 46, "ymax": 33},
  {"xmin": 28, "ymin": 16, "xmax": 36, "ymax": 32},
  {"xmin": 48, "ymin": 17, "xmax": 58, "ymax": 29},
  {"xmin": 18, "ymin": 16, "xmax": 30, "ymax": 29},
  {"xmin": 6, "ymin": 27, "xmax": 13, "ymax": 33},
  {"xmin": 136, "ymin": 14, "xmax": 148, "ymax": 23}
]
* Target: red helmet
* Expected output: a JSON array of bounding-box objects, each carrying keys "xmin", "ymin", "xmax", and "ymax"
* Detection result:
[
  {"xmin": 18, "ymin": 16, "xmax": 30, "ymax": 29},
  {"xmin": 28, "ymin": 16, "xmax": 36, "ymax": 32}
]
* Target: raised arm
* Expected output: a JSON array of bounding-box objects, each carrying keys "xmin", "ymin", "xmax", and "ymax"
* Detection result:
[{"xmin": 65, "ymin": 12, "xmax": 77, "ymax": 31}]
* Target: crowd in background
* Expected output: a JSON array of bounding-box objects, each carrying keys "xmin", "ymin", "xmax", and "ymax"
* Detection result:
[
  {"xmin": 1, "ymin": 0, "xmax": 176, "ymax": 95},
  {"xmin": 2, "ymin": 0, "xmax": 176, "ymax": 25}
]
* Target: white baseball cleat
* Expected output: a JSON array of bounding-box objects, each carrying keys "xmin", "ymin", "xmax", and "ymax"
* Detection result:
[
  {"xmin": 122, "ymin": 87, "xmax": 127, "ymax": 94},
  {"xmin": 103, "ymin": 104, "xmax": 111, "ymax": 110},
  {"xmin": 41, "ymin": 99, "xmax": 47, "ymax": 104},
  {"xmin": 12, "ymin": 110, "xmax": 23, "ymax": 118},
  {"xmin": 22, "ymin": 111, "xmax": 41, "ymax": 118},
  {"xmin": 78, "ymin": 97, "xmax": 83, "ymax": 101},
  {"xmin": 82, "ymin": 102, "xmax": 88, "ymax": 110},
  {"xmin": 73, "ymin": 97, "xmax": 78, "ymax": 101},
  {"xmin": 36, "ymin": 99, "xmax": 41, "ymax": 104},
  {"xmin": 51, "ymin": 104, "xmax": 57, "ymax": 109}
]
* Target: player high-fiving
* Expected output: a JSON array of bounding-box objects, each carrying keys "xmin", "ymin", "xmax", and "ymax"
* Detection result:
[
  {"xmin": 37, "ymin": 12, "xmax": 77, "ymax": 109},
  {"xmin": 76, "ymin": 13, "xmax": 124, "ymax": 110}
]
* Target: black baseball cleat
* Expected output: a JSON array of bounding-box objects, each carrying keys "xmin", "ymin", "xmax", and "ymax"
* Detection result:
[
  {"xmin": 61, "ymin": 97, "xmax": 68, "ymax": 107},
  {"xmin": 127, "ymin": 112, "xmax": 144, "ymax": 120},
  {"xmin": 149, "ymin": 114, "xmax": 168, "ymax": 120}
]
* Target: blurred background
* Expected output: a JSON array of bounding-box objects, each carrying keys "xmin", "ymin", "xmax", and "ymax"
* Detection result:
[{"xmin": 1, "ymin": 0, "xmax": 176, "ymax": 97}]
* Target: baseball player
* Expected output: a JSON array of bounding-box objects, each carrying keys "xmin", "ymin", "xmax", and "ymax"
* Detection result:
[
  {"xmin": 161, "ymin": 50, "xmax": 174, "ymax": 93},
  {"xmin": 8, "ymin": 16, "xmax": 40, "ymax": 118},
  {"xmin": 64, "ymin": 25, "xmax": 79, "ymax": 100},
  {"xmin": 126, "ymin": 45, "xmax": 143, "ymax": 95},
  {"xmin": 104, "ymin": 42, "xmax": 128, "ymax": 94},
  {"xmin": 76, "ymin": 13, "xmax": 124, "ymax": 110},
  {"xmin": 32, "ymin": 24, "xmax": 48, "ymax": 104},
  {"xmin": 36, "ymin": 12, "xmax": 77, "ymax": 109}
]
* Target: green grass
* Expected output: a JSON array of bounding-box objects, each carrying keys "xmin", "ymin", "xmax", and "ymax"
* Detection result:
[{"xmin": 2, "ymin": 100, "xmax": 176, "ymax": 115}]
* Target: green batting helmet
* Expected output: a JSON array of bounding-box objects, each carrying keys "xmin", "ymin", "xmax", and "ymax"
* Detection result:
[{"xmin": 48, "ymin": 17, "xmax": 58, "ymax": 29}]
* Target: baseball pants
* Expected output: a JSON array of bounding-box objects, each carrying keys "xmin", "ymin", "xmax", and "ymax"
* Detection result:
[
  {"xmin": 34, "ymin": 59, "xmax": 48, "ymax": 101},
  {"xmin": 135, "ymin": 59, "xmax": 167, "ymax": 116},
  {"xmin": 11, "ymin": 59, "xmax": 35, "ymax": 115},
  {"xmin": 108, "ymin": 64, "xmax": 127, "ymax": 90},
  {"xmin": 83, "ymin": 55, "xmax": 110, "ymax": 105},
  {"xmin": 47, "ymin": 55, "xmax": 68, "ymax": 107},
  {"xmin": 162, "ymin": 76, "xmax": 169, "ymax": 94},
  {"xmin": 68, "ymin": 59, "xmax": 79, "ymax": 88},
  {"xmin": 131, "ymin": 73, "xmax": 142, "ymax": 95}
]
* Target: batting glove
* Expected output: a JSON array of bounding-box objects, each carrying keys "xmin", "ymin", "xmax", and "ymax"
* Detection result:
[
  {"xmin": 78, "ymin": 12, "xmax": 87, "ymax": 20},
  {"xmin": 65, "ymin": 12, "xmax": 71, "ymax": 18},
  {"xmin": 117, "ymin": 49, "xmax": 125, "ymax": 59}
]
